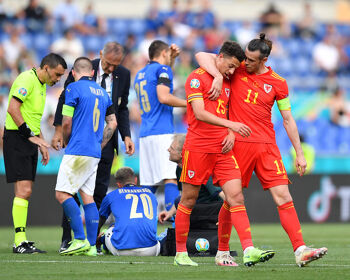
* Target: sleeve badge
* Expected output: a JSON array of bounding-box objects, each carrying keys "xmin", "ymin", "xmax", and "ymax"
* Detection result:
[
  {"xmin": 159, "ymin": 72, "xmax": 169, "ymax": 79},
  {"xmin": 190, "ymin": 79, "xmax": 200, "ymax": 89},
  {"xmin": 18, "ymin": 88, "xmax": 27, "ymax": 97}
]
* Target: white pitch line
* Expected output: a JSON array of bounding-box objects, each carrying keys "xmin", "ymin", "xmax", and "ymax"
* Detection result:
[{"xmin": 0, "ymin": 259, "xmax": 349, "ymax": 267}]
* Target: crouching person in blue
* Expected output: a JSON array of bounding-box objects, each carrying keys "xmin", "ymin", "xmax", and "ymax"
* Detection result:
[{"xmin": 98, "ymin": 167, "xmax": 160, "ymax": 256}]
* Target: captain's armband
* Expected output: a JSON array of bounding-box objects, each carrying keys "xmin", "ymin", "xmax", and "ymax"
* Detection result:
[
  {"xmin": 62, "ymin": 105, "xmax": 75, "ymax": 117},
  {"xmin": 277, "ymin": 97, "xmax": 291, "ymax": 111}
]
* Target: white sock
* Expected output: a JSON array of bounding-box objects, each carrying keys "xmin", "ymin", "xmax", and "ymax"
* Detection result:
[
  {"xmin": 294, "ymin": 245, "xmax": 306, "ymax": 256},
  {"xmin": 243, "ymin": 246, "xmax": 254, "ymax": 255}
]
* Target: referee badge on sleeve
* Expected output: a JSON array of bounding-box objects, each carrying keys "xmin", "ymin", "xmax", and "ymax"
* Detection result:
[
  {"xmin": 18, "ymin": 88, "xmax": 27, "ymax": 97},
  {"xmin": 188, "ymin": 170, "xmax": 195, "ymax": 178}
]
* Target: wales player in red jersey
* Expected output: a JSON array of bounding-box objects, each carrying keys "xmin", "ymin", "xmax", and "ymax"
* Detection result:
[
  {"xmin": 174, "ymin": 41, "xmax": 275, "ymax": 267},
  {"xmin": 195, "ymin": 33, "xmax": 327, "ymax": 267}
]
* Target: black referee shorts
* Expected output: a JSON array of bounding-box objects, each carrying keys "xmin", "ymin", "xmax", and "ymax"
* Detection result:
[{"xmin": 3, "ymin": 129, "xmax": 38, "ymax": 183}]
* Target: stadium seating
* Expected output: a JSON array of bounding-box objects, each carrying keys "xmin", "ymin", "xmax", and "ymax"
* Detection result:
[{"xmin": 0, "ymin": 17, "xmax": 349, "ymax": 159}]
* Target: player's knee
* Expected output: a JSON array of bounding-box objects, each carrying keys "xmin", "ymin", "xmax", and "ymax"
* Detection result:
[
  {"xmin": 17, "ymin": 189, "xmax": 32, "ymax": 200},
  {"xmin": 271, "ymin": 188, "xmax": 293, "ymax": 205},
  {"xmin": 179, "ymin": 196, "xmax": 196, "ymax": 209},
  {"xmin": 55, "ymin": 191, "xmax": 63, "ymax": 203},
  {"xmin": 164, "ymin": 179, "xmax": 177, "ymax": 185},
  {"xmin": 275, "ymin": 194, "xmax": 293, "ymax": 206},
  {"xmin": 227, "ymin": 191, "xmax": 245, "ymax": 206},
  {"xmin": 56, "ymin": 191, "xmax": 71, "ymax": 204},
  {"xmin": 15, "ymin": 185, "xmax": 32, "ymax": 199}
]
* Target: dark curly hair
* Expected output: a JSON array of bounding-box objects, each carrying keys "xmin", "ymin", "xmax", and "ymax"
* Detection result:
[{"xmin": 219, "ymin": 41, "xmax": 245, "ymax": 62}]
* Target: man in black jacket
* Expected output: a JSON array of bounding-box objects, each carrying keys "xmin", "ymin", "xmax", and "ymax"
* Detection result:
[{"xmin": 51, "ymin": 42, "xmax": 135, "ymax": 251}]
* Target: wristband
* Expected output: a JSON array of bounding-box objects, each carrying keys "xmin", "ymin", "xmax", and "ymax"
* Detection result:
[{"xmin": 18, "ymin": 122, "xmax": 35, "ymax": 138}]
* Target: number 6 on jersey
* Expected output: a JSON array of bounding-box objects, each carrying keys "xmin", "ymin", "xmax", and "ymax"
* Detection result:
[{"xmin": 93, "ymin": 98, "xmax": 100, "ymax": 132}]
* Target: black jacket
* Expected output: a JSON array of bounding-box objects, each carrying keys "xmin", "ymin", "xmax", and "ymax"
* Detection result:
[{"xmin": 53, "ymin": 58, "xmax": 131, "ymax": 151}]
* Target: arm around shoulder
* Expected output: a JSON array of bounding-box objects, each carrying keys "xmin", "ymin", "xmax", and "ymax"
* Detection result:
[{"xmin": 195, "ymin": 52, "xmax": 221, "ymax": 78}]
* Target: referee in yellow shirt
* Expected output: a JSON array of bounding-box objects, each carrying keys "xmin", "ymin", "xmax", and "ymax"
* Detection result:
[{"xmin": 4, "ymin": 53, "xmax": 67, "ymax": 254}]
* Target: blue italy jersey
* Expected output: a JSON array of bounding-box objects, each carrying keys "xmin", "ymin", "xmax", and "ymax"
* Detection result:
[
  {"xmin": 134, "ymin": 61, "xmax": 174, "ymax": 137},
  {"xmin": 64, "ymin": 77, "xmax": 113, "ymax": 158},
  {"xmin": 99, "ymin": 185, "xmax": 158, "ymax": 250}
]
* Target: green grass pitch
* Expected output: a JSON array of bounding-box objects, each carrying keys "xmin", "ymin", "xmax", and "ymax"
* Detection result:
[{"xmin": 0, "ymin": 224, "xmax": 349, "ymax": 280}]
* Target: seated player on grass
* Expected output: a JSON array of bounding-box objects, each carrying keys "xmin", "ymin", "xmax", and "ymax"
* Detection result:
[{"xmin": 97, "ymin": 167, "xmax": 160, "ymax": 256}]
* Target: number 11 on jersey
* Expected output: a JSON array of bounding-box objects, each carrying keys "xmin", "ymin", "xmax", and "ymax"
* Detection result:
[{"xmin": 244, "ymin": 89, "xmax": 258, "ymax": 104}]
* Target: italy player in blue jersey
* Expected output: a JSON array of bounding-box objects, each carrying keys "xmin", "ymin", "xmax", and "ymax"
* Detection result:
[
  {"xmin": 134, "ymin": 40, "xmax": 186, "ymax": 212},
  {"xmin": 55, "ymin": 57, "xmax": 117, "ymax": 256},
  {"xmin": 98, "ymin": 167, "xmax": 160, "ymax": 256}
]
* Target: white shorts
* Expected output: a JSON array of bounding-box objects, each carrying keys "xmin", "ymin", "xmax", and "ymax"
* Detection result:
[
  {"xmin": 104, "ymin": 227, "xmax": 160, "ymax": 256},
  {"xmin": 139, "ymin": 134, "xmax": 177, "ymax": 186},
  {"xmin": 55, "ymin": 155, "xmax": 100, "ymax": 196}
]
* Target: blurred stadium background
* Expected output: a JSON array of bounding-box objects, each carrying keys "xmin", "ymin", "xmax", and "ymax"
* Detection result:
[{"xmin": 0, "ymin": 0, "xmax": 350, "ymax": 225}]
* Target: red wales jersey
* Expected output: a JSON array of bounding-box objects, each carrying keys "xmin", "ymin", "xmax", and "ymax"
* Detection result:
[
  {"xmin": 184, "ymin": 68, "xmax": 231, "ymax": 153},
  {"xmin": 230, "ymin": 64, "xmax": 289, "ymax": 143}
]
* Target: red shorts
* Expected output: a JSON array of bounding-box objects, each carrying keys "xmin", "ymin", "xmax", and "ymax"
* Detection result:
[
  {"xmin": 233, "ymin": 141, "xmax": 289, "ymax": 189},
  {"xmin": 180, "ymin": 150, "xmax": 241, "ymax": 187}
]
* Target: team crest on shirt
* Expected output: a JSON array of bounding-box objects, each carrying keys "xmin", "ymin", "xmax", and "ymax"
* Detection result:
[
  {"xmin": 188, "ymin": 170, "xmax": 195, "ymax": 178},
  {"xmin": 159, "ymin": 72, "xmax": 169, "ymax": 79},
  {"xmin": 190, "ymin": 79, "xmax": 200, "ymax": 89},
  {"xmin": 264, "ymin": 84, "xmax": 273, "ymax": 93},
  {"xmin": 225, "ymin": 88, "xmax": 230, "ymax": 97},
  {"xmin": 18, "ymin": 88, "xmax": 27, "ymax": 96}
]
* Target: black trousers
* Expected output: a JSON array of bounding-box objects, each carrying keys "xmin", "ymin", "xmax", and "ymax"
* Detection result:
[
  {"xmin": 93, "ymin": 140, "xmax": 115, "ymax": 208},
  {"xmin": 174, "ymin": 196, "xmax": 223, "ymax": 230},
  {"xmin": 61, "ymin": 140, "xmax": 115, "ymax": 240}
]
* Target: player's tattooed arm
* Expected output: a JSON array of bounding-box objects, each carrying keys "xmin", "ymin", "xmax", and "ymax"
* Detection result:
[{"xmin": 101, "ymin": 113, "xmax": 117, "ymax": 149}]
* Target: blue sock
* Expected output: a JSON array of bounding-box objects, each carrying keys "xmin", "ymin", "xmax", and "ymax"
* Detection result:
[
  {"xmin": 164, "ymin": 183, "xmax": 180, "ymax": 211},
  {"xmin": 83, "ymin": 202, "xmax": 99, "ymax": 246},
  {"xmin": 62, "ymin": 198, "xmax": 85, "ymax": 240},
  {"xmin": 143, "ymin": 186, "xmax": 157, "ymax": 194}
]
